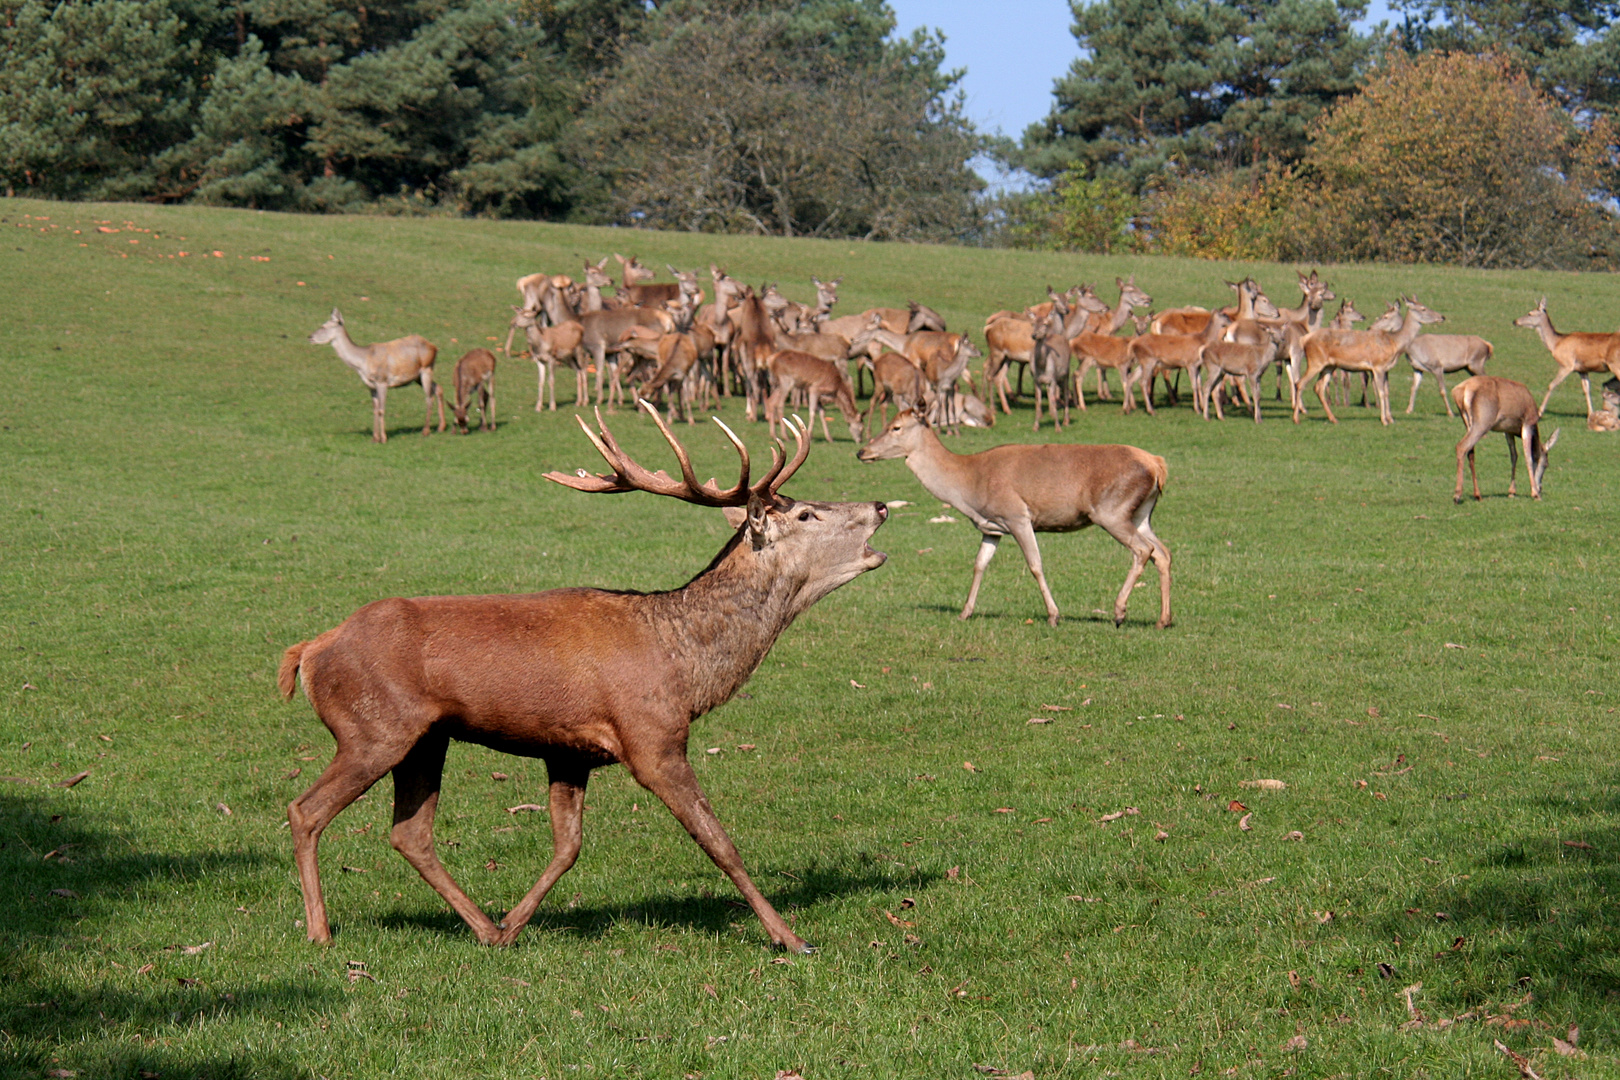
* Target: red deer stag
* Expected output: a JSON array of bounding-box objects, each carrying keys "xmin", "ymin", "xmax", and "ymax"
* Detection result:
[
  {"xmin": 1450, "ymin": 376, "xmax": 1560, "ymax": 502},
  {"xmin": 450, "ymin": 349, "xmax": 496, "ymax": 433},
  {"xmin": 279, "ymin": 406, "xmax": 889, "ymax": 952},
  {"xmin": 1513, "ymin": 297, "xmax": 1620, "ymax": 418},
  {"xmin": 309, "ymin": 310, "xmax": 444, "ymax": 442},
  {"xmin": 858, "ymin": 410, "xmax": 1172, "ymax": 629}
]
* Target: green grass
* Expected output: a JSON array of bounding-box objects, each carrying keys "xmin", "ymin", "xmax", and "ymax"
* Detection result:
[{"xmin": 1, "ymin": 197, "xmax": 1617, "ymax": 1080}]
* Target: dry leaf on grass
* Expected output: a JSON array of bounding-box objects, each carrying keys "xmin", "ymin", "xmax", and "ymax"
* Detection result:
[
  {"xmin": 1550, "ymin": 1036, "xmax": 1583, "ymax": 1058},
  {"xmin": 215, "ymin": 803, "xmax": 232, "ymax": 816},
  {"xmin": 346, "ymin": 961, "xmax": 375, "ymax": 983},
  {"xmin": 180, "ymin": 942, "xmax": 212, "ymax": 955},
  {"xmin": 884, "ymin": 910, "xmax": 914, "ymax": 928},
  {"xmin": 506, "ymin": 803, "xmax": 545, "ymax": 814},
  {"xmin": 963, "ymin": 761, "xmax": 979, "ymax": 773},
  {"xmin": 1098, "ymin": 807, "xmax": 1139, "ymax": 824},
  {"xmin": 775, "ymin": 1071, "xmax": 805, "ymax": 1080},
  {"xmin": 50, "ymin": 888, "xmax": 78, "ymax": 899},
  {"xmin": 1042, "ymin": 704, "xmax": 1073, "ymax": 711},
  {"xmin": 135, "ymin": 963, "xmax": 154, "ymax": 975},
  {"xmin": 283, "ymin": 767, "xmax": 302, "ymax": 781},
  {"xmin": 57, "ymin": 769, "xmax": 91, "ymax": 789},
  {"xmin": 1563, "ymin": 840, "xmax": 1594, "ymax": 850},
  {"xmin": 1027, "ymin": 717, "xmax": 1051, "ymax": 725},
  {"xmin": 1227, "ymin": 800, "xmax": 1247, "ymax": 812},
  {"xmin": 1154, "ymin": 830, "xmax": 1169, "ymax": 842},
  {"xmin": 1494, "ymin": 1039, "xmax": 1545, "ymax": 1080},
  {"xmin": 1239, "ymin": 779, "xmax": 1286, "ymax": 791},
  {"xmin": 1283, "ymin": 830, "xmax": 1304, "ymax": 842},
  {"xmin": 1313, "ymin": 910, "xmax": 1334, "ymax": 923},
  {"xmin": 1287, "ymin": 970, "xmax": 1301, "ymax": 988},
  {"xmin": 1238, "ymin": 813, "xmax": 1253, "ymax": 832},
  {"xmin": 849, "ymin": 680, "xmax": 866, "ymax": 689},
  {"xmin": 1281, "ymin": 1034, "xmax": 1308, "ymax": 1052},
  {"xmin": 490, "ymin": 772, "xmax": 508, "ymax": 782},
  {"xmin": 1367, "ymin": 707, "xmax": 1382, "ymax": 718}
]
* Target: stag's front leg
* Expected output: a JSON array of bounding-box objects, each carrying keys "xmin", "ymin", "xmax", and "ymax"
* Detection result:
[
  {"xmin": 389, "ymin": 735, "xmax": 504, "ymax": 945},
  {"xmin": 493, "ymin": 758, "xmax": 590, "ymax": 947},
  {"xmin": 626, "ymin": 744, "xmax": 811, "ymax": 953}
]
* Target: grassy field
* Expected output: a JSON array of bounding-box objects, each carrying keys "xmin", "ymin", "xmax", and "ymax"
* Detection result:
[{"xmin": 1, "ymin": 197, "xmax": 1617, "ymax": 1080}]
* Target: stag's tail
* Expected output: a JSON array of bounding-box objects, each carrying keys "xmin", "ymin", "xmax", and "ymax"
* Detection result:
[{"xmin": 278, "ymin": 641, "xmax": 310, "ymax": 700}]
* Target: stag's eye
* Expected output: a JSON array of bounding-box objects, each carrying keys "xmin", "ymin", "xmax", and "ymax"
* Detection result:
[{"xmin": 798, "ymin": 510, "xmax": 812, "ymax": 522}]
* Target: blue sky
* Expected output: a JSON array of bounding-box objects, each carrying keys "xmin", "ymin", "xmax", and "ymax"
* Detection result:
[{"xmin": 887, "ymin": 0, "xmax": 1396, "ymax": 141}]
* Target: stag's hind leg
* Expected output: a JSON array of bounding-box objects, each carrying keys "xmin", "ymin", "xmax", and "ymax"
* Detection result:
[
  {"xmin": 290, "ymin": 744, "xmax": 401, "ymax": 943},
  {"xmin": 625, "ymin": 743, "xmax": 810, "ymax": 954},
  {"xmin": 387, "ymin": 734, "xmax": 504, "ymax": 945},
  {"xmin": 493, "ymin": 757, "xmax": 590, "ymax": 946}
]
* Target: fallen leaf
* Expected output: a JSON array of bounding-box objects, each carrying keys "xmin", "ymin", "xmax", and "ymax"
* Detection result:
[
  {"xmin": 1567, "ymin": 1024, "xmax": 1580, "ymax": 1047},
  {"xmin": 1239, "ymin": 779, "xmax": 1287, "ymax": 791},
  {"xmin": 994, "ymin": 807, "xmax": 1014, "ymax": 814},
  {"xmin": 1238, "ymin": 813, "xmax": 1253, "ymax": 832},
  {"xmin": 1494, "ymin": 1039, "xmax": 1546, "ymax": 1080},
  {"xmin": 1314, "ymin": 910, "xmax": 1334, "ymax": 923},
  {"xmin": 136, "ymin": 963, "xmax": 154, "ymax": 975},
  {"xmin": 1033, "ymin": 817, "xmax": 1052, "ymax": 824},
  {"xmin": 50, "ymin": 888, "xmax": 78, "ymax": 898},
  {"xmin": 340, "ymin": 865, "xmax": 367, "ymax": 874},
  {"xmin": 180, "ymin": 942, "xmax": 212, "ymax": 955},
  {"xmin": 1287, "ymin": 970, "xmax": 1300, "ymax": 988},
  {"xmin": 1550, "ymin": 1036, "xmax": 1583, "ymax": 1058},
  {"xmin": 484, "ymin": 859, "xmax": 499, "ymax": 871},
  {"xmin": 346, "ymin": 961, "xmax": 375, "ymax": 984},
  {"xmin": 963, "ymin": 761, "xmax": 978, "ymax": 773},
  {"xmin": 1367, "ymin": 707, "xmax": 1382, "ymax": 718},
  {"xmin": 57, "ymin": 770, "xmax": 91, "ymax": 789},
  {"xmin": 775, "ymin": 1072, "xmax": 805, "ymax": 1080},
  {"xmin": 1154, "ymin": 830, "xmax": 1169, "ymax": 842},
  {"xmin": 97, "ymin": 734, "xmax": 112, "ymax": 743},
  {"xmin": 1026, "ymin": 717, "xmax": 1051, "ymax": 725},
  {"xmin": 1563, "ymin": 840, "xmax": 1594, "ymax": 850},
  {"xmin": 1227, "ymin": 800, "xmax": 1247, "ymax": 812},
  {"xmin": 46, "ymin": 1070, "xmax": 78, "ymax": 1078},
  {"xmin": 736, "ymin": 744, "xmax": 756, "ymax": 751},
  {"xmin": 702, "ymin": 983, "xmax": 717, "ymax": 999},
  {"xmin": 1376, "ymin": 962, "xmax": 1396, "ymax": 979},
  {"xmin": 176, "ymin": 977, "xmax": 198, "ymax": 987},
  {"xmin": 490, "ymin": 772, "xmax": 508, "ymax": 781},
  {"xmin": 705, "ymin": 747, "xmax": 721, "ymax": 755},
  {"xmin": 1355, "ymin": 779, "xmax": 1369, "ymax": 789},
  {"xmin": 929, "ymin": 514, "xmax": 957, "ymax": 523},
  {"xmin": 883, "ymin": 500, "xmax": 910, "ymax": 509},
  {"xmin": 1041, "ymin": 704, "xmax": 1073, "ymax": 711},
  {"xmin": 947, "ymin": 866, "xmax": 959, "ymax": 881},
  {"xmin": 884, "ymin": 910, "xmax": 914, "ymax": 928},
  {"xmin": 849, "ymin": 680, "xmax": 866, "ymax": 689},
  {"xmin": 1066, "ymin": 895, "xmax": 1101, "ymax": 902},
  {"xmin": 215, "ymin": 802, "xmax": 232, "ymax": 816},
  {"xmin": 1444, "ymin": 642, "xmax": 1467, "ymax": 650},
  {"xmin": 504, "ymin": 977, "xmax": 531, "ymax": 988},
  {"xmin": 283, "ymin": 767, "xmax": 302, "ymax": 781},
  {"xmin": 1283, "ymin": 830, "xmax": 1304, "ymax": 841},
  {"xmin": 1282, "ymin": 1034, "xmax": 1307, "ymax": 1052},
  {"xmin": 506, "ymin": 803, "xmax": 545, "ymax": 813}
]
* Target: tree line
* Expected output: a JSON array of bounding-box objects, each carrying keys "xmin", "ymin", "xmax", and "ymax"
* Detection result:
[
  {"xmin": 2, "ymin": 0, "xmax": 1616, "ymax": 265},
  {"xmin": 0, "ymin": 0, "xmax": 982, "ymax": 241},
  {"xmin": 1004, "ymin": 0, "xmax": 1620, "ymax": 269}
]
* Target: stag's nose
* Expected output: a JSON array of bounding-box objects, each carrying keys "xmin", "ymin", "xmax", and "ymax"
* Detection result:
[{"xmin": 874, "ymin": 501, "xmax": 889, "ymax": 522}]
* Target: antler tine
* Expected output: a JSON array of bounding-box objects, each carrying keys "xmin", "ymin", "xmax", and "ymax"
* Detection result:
[
  {"xmin": 540, "ymin": 413, "xmax": 637, "ymax": 493},
  {"xmin": 635, "ymin": 399, "xmax": 752, "ymax": 505},
  {"xmin": 763, "ymin": 415, "xmax": 811, "ymax": 500}
]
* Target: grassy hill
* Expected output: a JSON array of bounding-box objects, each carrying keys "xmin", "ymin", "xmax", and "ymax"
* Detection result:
[{"xmin": 2, "ymin": 198, "xmax": 1616, "ymax": 1079}]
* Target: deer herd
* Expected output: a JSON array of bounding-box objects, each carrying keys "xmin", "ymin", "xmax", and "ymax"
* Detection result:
[{"xmin": 286, "ymin": 254, "xmax": 1613, "ymax": 951}]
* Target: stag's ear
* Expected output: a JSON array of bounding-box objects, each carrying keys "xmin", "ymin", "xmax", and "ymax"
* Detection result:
[{"xmin": 721, "ymin": 505, "xmax": 748, "ymax": 529}]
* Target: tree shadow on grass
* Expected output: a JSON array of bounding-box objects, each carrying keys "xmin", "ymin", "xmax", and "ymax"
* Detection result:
[
  {"xmin": 0, "ymin": 790, "xmax": 340, "ymax": 1074},
  {"xmin": 1373, "ymin": 781, "xmax": 1620, "ymax": 1044},
  {"xmin": 372, "ymin": 864, "xmax": 942, "ymax": 945}
]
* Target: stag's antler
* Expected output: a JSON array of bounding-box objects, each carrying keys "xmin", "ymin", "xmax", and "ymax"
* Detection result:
[{"xmin": 544, "ymin": 399, "xmax": 808, "ymax": 505}]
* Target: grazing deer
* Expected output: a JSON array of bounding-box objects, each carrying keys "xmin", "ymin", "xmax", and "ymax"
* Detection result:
[
  {"xmin": 1294, "ymin": 297, "xmax": 1444, "ymax": 425},
  {"xmin": 308, "ymin": 310, "xmax": 444, "ymax": 443},
  {"xmin": 512, "ymin": 309, "xmax": 586, "ymax": 411},
  {"xmin": 1450, "ymin": 376, "xmax": 1560, "ymax": 502},
  {"xmin": 858, "ymin": 410, "xmax": 1172, "ymax": 628},
  {"xmin": 279, "ymin": 406, "xmax": 889, "ymax": 952},
  {"xmin": 450, "ymin": 349, "xmax": 496, "ymax": 433},
  {"xmin": 1513, "ymin": 297, "xmax": 1620, "ymax": 417},
  {"xmin": 907, "ymin": 301, "xmax": 947, "ymax": 332},
  {"xmin": 765, "ymin": 350, "xmax": 863, "ymax": 443}
]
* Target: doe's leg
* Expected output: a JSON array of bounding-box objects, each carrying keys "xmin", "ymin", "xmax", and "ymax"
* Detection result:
[
  {"xmin": 1505, "ymin": 432, "xmax": 1520, "ymax": 497},
  {"xmin": 1007, "ymin": 521, "xmax": 1060, "ymax": 626},
  {"xmin": 961, "ymin": 534, "xmax": 1001, "ymax": 620}
]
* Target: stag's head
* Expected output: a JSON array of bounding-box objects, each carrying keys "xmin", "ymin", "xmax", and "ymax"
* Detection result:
[
  {"xmin": 548, "ymin": 405, "xmax": 887, "ymax": 609},
  {"xmin": 309, "ymin": 309, "xmax": 345, "ymax": 345}
]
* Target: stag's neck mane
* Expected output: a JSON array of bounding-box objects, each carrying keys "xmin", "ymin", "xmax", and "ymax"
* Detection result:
[{"xmin": 640, "ymin": 527, "xmax": 808, "ymax": 715}]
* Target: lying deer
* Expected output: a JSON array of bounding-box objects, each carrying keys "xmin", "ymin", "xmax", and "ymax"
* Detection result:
[
  {"xmin": 451, "ymin": 349, "xmax": 496, "ymax": 433},
  {"xmin": 1588, "ymin": 377, "xmax": 1620, "ymax": 431},
  {"xmin": 308, "ymin": 309, "xmax": 444, "ymax": 442},
  {"xmin": 858, "ymin": 411, "xmax": 1172, "ymax": 629},
  {"xmin": 279, "ymin": 406, "xmax": 888, "ymax": 952},
  {"xmin": 1513, "ymin": 297, "xmax": 1620, "ymax": 417},
  {"xmin": 1450, "ymin": 376, "xmax": 1560, "ymax": 502}
]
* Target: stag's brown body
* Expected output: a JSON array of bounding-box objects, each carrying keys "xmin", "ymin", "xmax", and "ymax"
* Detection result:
[{"xmin": 280, "ymin": 408, "xmax": 887, "ymax": 954}]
